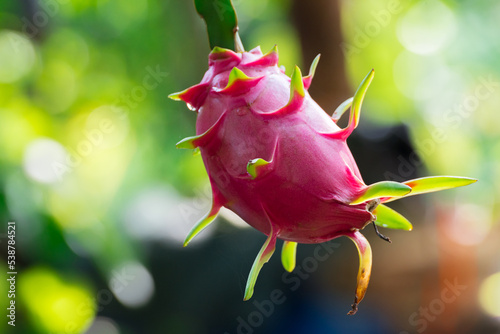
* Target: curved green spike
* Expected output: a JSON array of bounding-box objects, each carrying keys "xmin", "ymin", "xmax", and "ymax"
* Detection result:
[
  {"xmin": 227, "ymin": 67, "xmax": 250, "ymax": 87},
  {"xmin": 339, "ymin": 69, "xmax": 374, "ymax": 139},
  {"xmin": 350, "ymin": 69, "xmax": 374, "ymax": 129},
  {"xmin": 183, "ymin": 203, "xmax": 222, "ymax": 247},
  {"xmin": 346, "ymin": 231, "xmax": 372, "ymax": 315},
  {"xmin": 281, "ymin": 241, "xmax": 297, "ymax": 272},
  {"xmin": 268, "ymin": 44, "xmax": 278, "ymax": 56},
  {"xmin": 168, "ymin": 89, "xmax": 186, "ymax": 101},
  {"xmin": 247, "ymin": 158, "xmax": 271, "ymax": 179},
  {"xmin": 303, "ymin": 54, "xmax": 321, "ymax": 89},
  {"xmin": 176, "ymin": 134, "xmax": 202, "ymax": 149},
  {"xmin": 308, "ymin": 54, "xmax": 320, "ymax": 78},
  {"xmin": 176, "ymin": 113, "xmax": 225, "ymax": 149},
  {"xmin": 373, "ymin": 204, "xmax": 413, "ymax": 231},
  {"xmin": 168, "ymin": 83, "xmax": 210, "ymax": 102},
  {"xmin": 265, "ymin": 67, "xmax": 305, "ymax": 118},
  {"xmin": 350, "ymin": 181, "xmax": 411, "ymax": 205},
  {"xmin": 244, "ymin": 226, "xmax": 277, "ymax": 301},
  {"xmin": 382, "ymin": 176, "xmax": 478, "ymax": 203},
  {"xmin": 290, "ymin": 66, "xmax": 305, "ymax": 98},
  {"xmin": 332, "ymin": 97, "xmax": 353, "ymax": 122},
  {"xmin": 168, "ymin": 82, "xmax": 211, "ymax": 111}
]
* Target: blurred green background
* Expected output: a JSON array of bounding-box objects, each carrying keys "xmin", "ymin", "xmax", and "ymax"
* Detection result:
[{"xmin": 0, "ymin": 0, "xmax": 499, "ymax": 333}]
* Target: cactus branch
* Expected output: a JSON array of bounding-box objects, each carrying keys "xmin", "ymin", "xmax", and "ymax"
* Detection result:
[{"xmin": 194, "ymin": 0, "xmax": 241, "ymax": 51}]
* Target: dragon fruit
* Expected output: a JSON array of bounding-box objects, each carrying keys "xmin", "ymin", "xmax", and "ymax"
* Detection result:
[{"xmin": 170, "ymin": 46, "xmax": 476, "ymax": 314}]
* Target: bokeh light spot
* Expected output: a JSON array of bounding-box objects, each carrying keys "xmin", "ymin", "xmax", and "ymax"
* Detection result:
[
  {"xmin": 393, "ymin": 51, "xmax": 458, "ymax": 101},
  {"xmin": 123, "ymin": 186, "xmax": 215, "ymax": 245},
  {"xmin": 19, "ymin": 267, "xmax": 95, "ymax": 334},
  {"xmin": 23, "ymin": 138, "xmax": 68, "ymax": 184},
  {"xmin": 397, "ymin": 1, "xmax": 457, "ymax": 55},
  {"xmin": 479, "ymin": 272, "xmax": 500, "ymax": 317},
  {"xmin": 446, "ymin": 204, "xmax": 491, "ymax": 246},
  {"xmin": 0, "ymin": 30, "xmax": 36, "ymax": 83},
  {"xmin": 86, "ymin": 105, "xmax": 130, "ymax": 149},
  {"xmin": 84, "ymin": 317, "xmax": 120, "ymax": 334},
  {"xmin": 109, "ymin": 262, "xmax": 154, "ymax": 308}
]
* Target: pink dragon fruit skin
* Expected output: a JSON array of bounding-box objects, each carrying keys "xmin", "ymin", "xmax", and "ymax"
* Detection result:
[{"xmin": 170, "ymin": 46, "xmax": 476, "ymax": 314}]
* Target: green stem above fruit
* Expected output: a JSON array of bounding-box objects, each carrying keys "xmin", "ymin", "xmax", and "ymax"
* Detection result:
[{"xmin": 194, "ymin": 0, "xmax": 241, "ymax": 51}]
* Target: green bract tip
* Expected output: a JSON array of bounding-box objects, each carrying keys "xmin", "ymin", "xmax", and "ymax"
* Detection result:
[
  {"xmin": 227, "ymin": 67, "xmax": 251, "ymax": 88},
  {"xmin": 290, "ymin": 66, "xmax": 305, "ymax": 98}
]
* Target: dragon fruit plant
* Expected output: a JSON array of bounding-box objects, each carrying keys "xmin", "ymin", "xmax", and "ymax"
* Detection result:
[{"xmin": 170, "ymin": 45, "xmax": 476, "ymax": 314}]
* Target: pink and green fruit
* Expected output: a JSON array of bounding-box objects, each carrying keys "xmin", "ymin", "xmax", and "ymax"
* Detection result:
[{"xmin": 170, "ymin": 46, "xmax": 476, "ymax": 314}]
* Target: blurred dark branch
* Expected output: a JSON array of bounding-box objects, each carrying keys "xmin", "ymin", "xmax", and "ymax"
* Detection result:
[
  {"xmin": 20, "ymin": 0, "xmax": 43, "ymax": 40},
  {"xmin": 291, "ymin": 0, "xmax": 349, "ymax": 112}
]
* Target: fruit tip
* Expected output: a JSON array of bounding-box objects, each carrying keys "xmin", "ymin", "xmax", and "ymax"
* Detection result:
[{"xmin": 347, "ymin": 303, "xmax": 358, "ymax": 315}]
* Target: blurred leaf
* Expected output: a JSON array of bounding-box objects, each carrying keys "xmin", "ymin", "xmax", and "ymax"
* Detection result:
[{"xmin": 194, "ymin": 0, "xmax": 238, "ymax": 50}]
